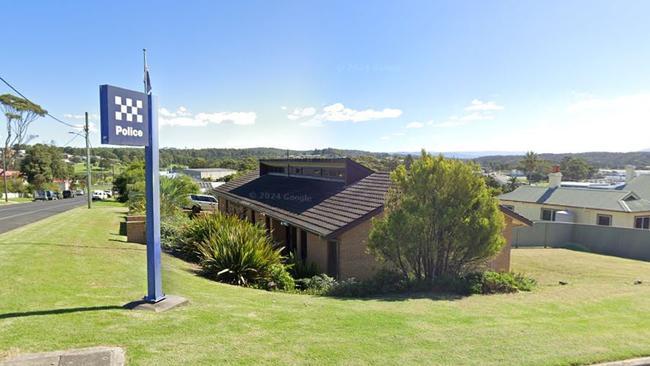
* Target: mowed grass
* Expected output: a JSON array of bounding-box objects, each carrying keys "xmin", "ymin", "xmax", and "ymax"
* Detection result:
[
  {"xmin": 0, "ymin": 197, "xmax": 32, "ymax": 205},
  {"xmin": 2, "ymin": 207, "xmax": 650, "ymax": 365}
]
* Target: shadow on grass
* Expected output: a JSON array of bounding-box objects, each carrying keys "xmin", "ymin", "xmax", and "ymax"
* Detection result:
[
  {"xmin": 0, "ymin": 242, "xmax": 144, "ymax": 251},
  {"xmin": 0, "ymin": 305, "xmax": 123, "ymax": 319},
  {"xmin": 323, "ymin": 291, "xmax": 467, "ymax": 302}
]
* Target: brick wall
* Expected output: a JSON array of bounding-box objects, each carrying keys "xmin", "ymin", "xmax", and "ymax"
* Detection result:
[
  {"xmin": 487, "ymin": 216, "xmax": 513, "ymax": 272},
  {"xmin": 337, "ymin": 217, "xmax": 383, "ymax": 280},
  {"xmin": 305, "ymin": 232, "xmax": 328, "ymax": 273}
]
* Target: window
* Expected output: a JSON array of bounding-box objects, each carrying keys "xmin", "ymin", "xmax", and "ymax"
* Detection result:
[
  {"xmin": 267, "ymin": 166, "xmax": 285, "ymax": 174},
  {"xmin": 541, "ymin": 208, "xmax": 557, "ymax": 221},
  {"xmin": 597, "ymin": 214, "xmax": 612, "ymax": 226},
  {"xmin": 323, "ymin": 168, "xmax": 344, "ymax": 179},
  {"xmin": 635, "ymin": 216, "xmax": 650, "ymax": 230},
  {"xmin": 327, "ymin": 240, "xmax": 338, "ymax": 278},
  {"xmin": 300, "ymin": 230, "xmax": 307, "ymax": 262}
]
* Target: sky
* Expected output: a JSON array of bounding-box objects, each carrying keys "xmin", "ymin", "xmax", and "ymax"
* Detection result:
[{"xmin": 2, "ymin": 1, "xmax": 650, "ymax": 154}]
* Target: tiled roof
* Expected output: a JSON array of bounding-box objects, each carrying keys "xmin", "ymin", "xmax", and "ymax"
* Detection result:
[
  {"xmin": 499, "ymin": 185, "xmax": 650, "ymax": 212},
  {"xmin": 499, "ymin": 205, "xmax": 533, "ymax": 226},
  {"xmin": 622, "ymin": 175, "xmax": 650, "ymax": 200},
  {"xmin": 214, "ymin": 171, "xmax": 391, "ymax": 238}
]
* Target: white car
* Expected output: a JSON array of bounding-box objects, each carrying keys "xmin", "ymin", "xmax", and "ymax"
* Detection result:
[
  {"xmin": 187, "ymin": 194, "xmax": 218, "ymax": 213},
  {"xmin": 92, "ymin": 190, "xmax": 107, "ymax": 201}
]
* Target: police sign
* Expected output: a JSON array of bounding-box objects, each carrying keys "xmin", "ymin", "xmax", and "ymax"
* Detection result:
[{"xmin": 99, "ymin": 85, "xmax": 149, "ymax": 146}]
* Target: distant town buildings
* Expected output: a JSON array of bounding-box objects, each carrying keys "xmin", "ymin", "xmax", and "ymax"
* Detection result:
[
  {"xmin": 499, "ymin": 166, "xmax": 650, "ymax": 230},
  {"xmin": 181, "ymin": 168, "xmax": 236, "ymax": 181}
]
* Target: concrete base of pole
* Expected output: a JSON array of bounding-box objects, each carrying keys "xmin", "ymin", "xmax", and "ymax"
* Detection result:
[{"xmin": 123, "ymin": 295, "xmax": 188, "ymax": 313}]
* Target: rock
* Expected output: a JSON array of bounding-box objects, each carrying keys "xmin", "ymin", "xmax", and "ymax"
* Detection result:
[
  {"xmin": 634, "ymin": 280, "xmax": 643, "ymax": 285},
  {"xmin": 559, "ymin": 281, "xmax": 568, "ymax": 285}
]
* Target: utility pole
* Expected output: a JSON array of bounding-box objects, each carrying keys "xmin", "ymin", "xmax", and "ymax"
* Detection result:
[{"xmin": 85, "ymin": 112, "xmax": 91, "ymax": 209}]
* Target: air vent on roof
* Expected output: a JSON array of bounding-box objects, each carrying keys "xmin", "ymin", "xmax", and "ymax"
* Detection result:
[{"xmin": 623, "ymin": 194, "xmax": 639, "ymax": 201}]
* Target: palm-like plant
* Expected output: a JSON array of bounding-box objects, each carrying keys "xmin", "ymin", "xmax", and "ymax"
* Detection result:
[
  {"xmin": 520, "ymin": 151, "xmax": 539, "ymax": 183},
  {"xmin": 195, "ymin": 213, "xmax": 284, "ymax": 286}
]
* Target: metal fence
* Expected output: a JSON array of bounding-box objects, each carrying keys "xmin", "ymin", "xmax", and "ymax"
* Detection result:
[{"xmin": 513, "ymin": 222, "xmax": 650, "ymax": 261}]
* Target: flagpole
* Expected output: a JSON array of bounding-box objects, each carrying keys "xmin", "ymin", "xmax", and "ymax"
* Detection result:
[
  {"xmin": 143, "ymin": 48, "xmax": 148, "ymax": 94},
  {"xmin": 143, "ymin": 48, "xmax": 164, "ymax": 302}
]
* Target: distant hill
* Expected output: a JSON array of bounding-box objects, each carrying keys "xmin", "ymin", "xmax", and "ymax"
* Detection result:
[
  {"xmin": 473, "ymin": 151, "xmax": 650, "ymax": 169},
  {"xmin": 46, "ymin": 144, "xmax": 650, "ymax": 170}
]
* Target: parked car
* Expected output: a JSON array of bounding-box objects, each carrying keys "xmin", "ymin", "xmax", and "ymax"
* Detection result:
[
  {"xmin": 62, "ymin": 190, "xmax": 75, "ymax": 199},
  {"xmin": 187, "ymin": 194, "xmax": 218, "ymax": 213},
  {"xmin": 75, "ymin": 190, "xmax": 84, "ymax": 196},
  {"xmin": 104, "ymin": 190, "xmax": 113, "ymax": 198},
  {"xmin": 33, "ymin": 190, "xmax": 47, "ymax": 201},
  {"xmin": 92, "ymin": 190, "xmax": 107, "ymax": 201},
  {"xmin": 46, "ymin": 191, "xmax": 58, "ymax": 200}
]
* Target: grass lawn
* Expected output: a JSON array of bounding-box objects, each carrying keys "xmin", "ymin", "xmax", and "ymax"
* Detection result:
[
  {"xmin": 0, "ymin": 197, "xmax": 32, "ymax": 205},
  {"xmin": 2, "ymin": 207, "xmax": 650, "ymax": 365}
]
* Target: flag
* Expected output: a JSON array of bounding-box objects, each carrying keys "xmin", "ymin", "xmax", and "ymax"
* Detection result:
[
  {"xmin": 143, "ymin": 49, "xmax": 152, "ymax": 94},
  {"xmin": 144, "ymin": 64, "xmax": 152, "ymax": 94}
]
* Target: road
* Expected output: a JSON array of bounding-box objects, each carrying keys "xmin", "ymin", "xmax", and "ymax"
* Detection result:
[{"xmin": 0, "ymin": 196, "xmax": 87, "ymax": 234}]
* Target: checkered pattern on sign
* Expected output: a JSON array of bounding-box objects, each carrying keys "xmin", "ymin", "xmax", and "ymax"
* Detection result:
[{"xmin": 114, "ymin": 96, "xmax": 144, "ymax": 123}]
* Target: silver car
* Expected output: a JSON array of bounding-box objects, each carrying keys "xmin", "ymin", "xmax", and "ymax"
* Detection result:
[{"xmin": 187, "ymin": 194, "xmax": 218, "ymax": 213}]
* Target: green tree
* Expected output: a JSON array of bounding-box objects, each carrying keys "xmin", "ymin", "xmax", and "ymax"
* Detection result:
[
  {"xmin": 520, "ymin": 151, "xmax": 539, "ymax": 183},
  {"xmin": 368, "ymin": 150, "xmax": 505, "ymax": 281},
  {"xmin": 506, "ymin": 175, "xmax": 518, "ymax": 193},
  {"xmin": 113, "ymin": 161, "xmax": 145, "ymax": 202},
  {"xmin": 0, "ymin": 94, "xmax": 46, "ymax": 201},
  {"xmin": 19, "ymin": 144, "xmax": 72, "ymax": 189},
  {"xmin": 560, "ymin": 157, "xmax": 596, "ymax": 181}
]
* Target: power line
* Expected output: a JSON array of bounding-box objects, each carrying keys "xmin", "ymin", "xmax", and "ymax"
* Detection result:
[
  {"xmin": 61, "ymin": 133, "xmax": 80, "ymax": 148},
  {"xmin": 0, "ymin": 75, "xmax": 78, "ymax": 128}
]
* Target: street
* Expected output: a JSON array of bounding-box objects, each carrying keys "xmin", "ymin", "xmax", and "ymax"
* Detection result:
[{"xmin": 0, "ymin": 196, "xmax": 87, "ymax": 234}]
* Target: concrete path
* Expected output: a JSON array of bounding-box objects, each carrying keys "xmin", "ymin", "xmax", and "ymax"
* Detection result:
[
  {"xmin": 0, "ymin": 197, "xmax": 86, "ymax": 235},
  {"xmin": 1, "ymin": 347, "xmax": 125, "ymax": 366}
]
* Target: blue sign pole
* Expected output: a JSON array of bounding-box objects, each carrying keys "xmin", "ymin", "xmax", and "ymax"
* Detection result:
[{"xmin": 144, "ymin": 94, "xmax": 165, "ymax": 303}]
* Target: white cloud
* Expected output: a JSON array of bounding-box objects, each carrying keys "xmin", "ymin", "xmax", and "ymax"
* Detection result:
[
  {"xmin": 287, "ymin": 107, "xmax": 316, "ymax": 120},
  {"xmin": 465, "ymin": 99, "xmax": 504, "ymax": 112},
  {"xmin": 64, "ymin": 113, "xmax": 99, "ymax": 121},
  {"xmin": 405, "ymin": 121, "xmax": 425, "ymax": 129},
  {"xmin": 431, "ymin": 100, "xmax": 503, "ymax": 128},
  {"xmin": 428, "ymin": 92, "xmax": 650, "ymax": 153},
  {"xmin": 291, "ymin": 102, "xmax": 402, "ymax": 127},
  {"xmin": 159, "ymin": 106, "xmax": 256, "ymax": 127}
]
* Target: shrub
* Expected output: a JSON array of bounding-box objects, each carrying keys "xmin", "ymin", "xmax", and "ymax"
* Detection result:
[
  {"xmin": 160, "ymin": 213, "xmax": 191, "ymax": 252},
  {"xmin": 196, "ymin": 213, "xmax": 285, "ymax": 287},
  {"xmin": 326, "ymin": 270, "xmax": 409, "ymax": 297},
  {"xmin": 176, "ymin": 213, "xmax": 230, "ymax": 262},
  {"xmin": 295, "ymin": 274, "xmax": 337, "ymax": 294},
  {"xmin": 447, "ymin": 271, "xmax": 536, "ymax": 295},
  {"xmin": 261, "ymin": 264, "xmax": 295, "ymax": 291},
  {"xmin": 286, "ymin": 252, "xmax": 319, "ymax": 279}
]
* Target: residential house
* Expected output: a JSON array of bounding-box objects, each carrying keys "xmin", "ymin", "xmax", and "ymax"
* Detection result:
[
  {"xmin": 182, "ymin": 168, "xmax": 236, "ymax": 181},
  {"xmin": 499, "ymin": 166, "xmax": 650, "ymax": 230},
  {"xmin": 215, "ymin": 158, "xmax": 530, "ymax": 279}
]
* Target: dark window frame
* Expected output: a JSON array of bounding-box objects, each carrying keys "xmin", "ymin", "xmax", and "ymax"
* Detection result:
[
  {"xmin": 327, "ymin": 240, "xmax": 339, "ymax": 278},
  {"xmin": 300, "ymin": 230, "xmax": 308, "ymax": 262},
  {"xmin": 597, "ymin": 214, "xmax": 612, "ymax": 226},
  {"xmin": 635, "ymin": 216, "xmax": 650, "ymax": 230},
  {"xmin": 541, "ymin": 208, "xmax": 557, "ymax": 221}
]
